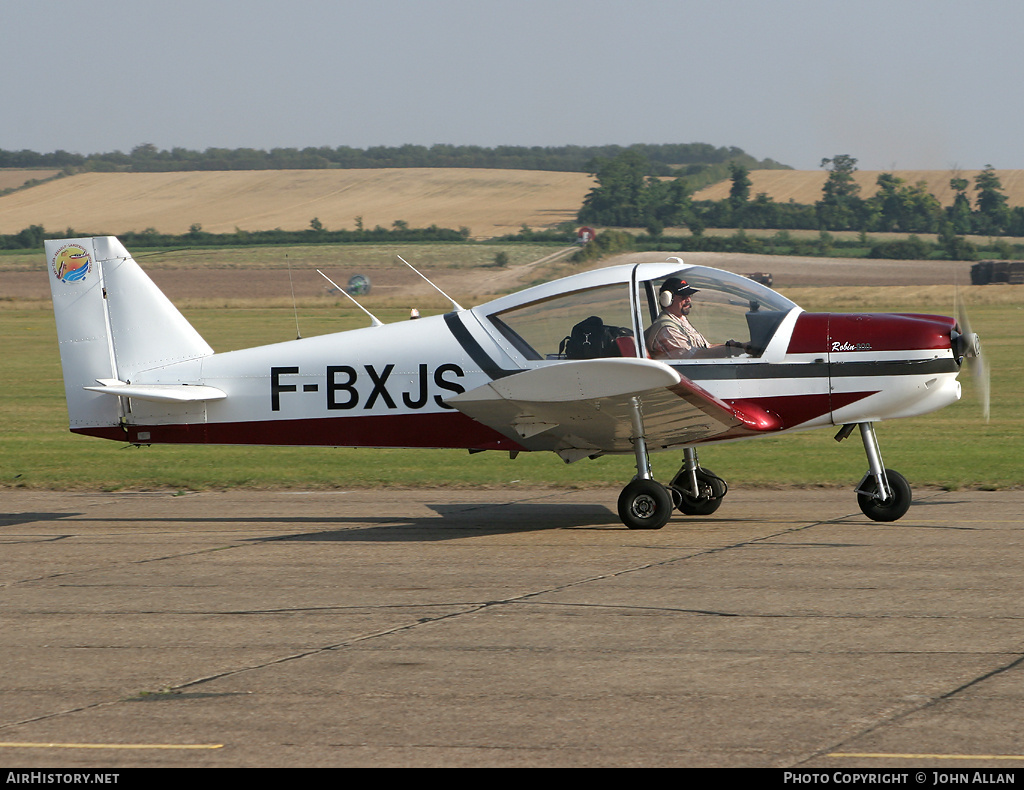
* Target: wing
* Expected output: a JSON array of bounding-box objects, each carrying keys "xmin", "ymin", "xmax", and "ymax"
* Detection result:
[{"xmin": 447, "ymin": 358, "xmax": 781, "ymax": 462}]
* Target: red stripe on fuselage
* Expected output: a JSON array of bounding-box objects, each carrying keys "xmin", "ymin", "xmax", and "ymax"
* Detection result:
[
  {"xmin": 75, "ymin": 412, "xmax": 526, "ymax": 451},
  {"xmin": 728, "ymin": 391, "xmax": 876, "ymax": 430},
  {"xmin": 682, "ymin": 390, "xmax": 878, "ymax": 446}
]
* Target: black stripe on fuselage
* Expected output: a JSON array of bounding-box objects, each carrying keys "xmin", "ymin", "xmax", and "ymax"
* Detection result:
[
  {"xmin": 674, "ymin": 358, "xmax": 959, "ymax": 381},
  {"xmin": 442, "ymin": 314, "xmax": 960, "ymax": 385},
  {"xmin": 444, "ymin": 312, "xmax": 518, "ymax": 380}
]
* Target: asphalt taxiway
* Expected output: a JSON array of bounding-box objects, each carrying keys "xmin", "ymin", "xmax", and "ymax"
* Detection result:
[{"xmin": 2, "ymin": 487, "xmax": 1023, "ymax": 768}]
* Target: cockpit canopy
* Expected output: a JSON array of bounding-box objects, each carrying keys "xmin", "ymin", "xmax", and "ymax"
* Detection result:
[{"xmin": 476, "ymin": 263, "xmax": 797, "ymax": 362}]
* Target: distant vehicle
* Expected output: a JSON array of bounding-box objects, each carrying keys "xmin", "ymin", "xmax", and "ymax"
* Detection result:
[
  {"xmin": 45, "ymin": 237, "xmax": 987, "ymax": 530},
  {"xmin": 346, "ymin": 274, "xmax": 371, "ymax": 295}
]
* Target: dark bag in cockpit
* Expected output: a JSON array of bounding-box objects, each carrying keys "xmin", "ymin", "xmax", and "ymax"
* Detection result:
[{"xmin": 559, "ymin": 315, "xmax": 633, "ymax": 360}]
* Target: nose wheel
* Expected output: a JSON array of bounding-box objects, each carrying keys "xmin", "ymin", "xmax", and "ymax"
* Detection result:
[
  {"xmin": 837, "ymin": 422, "xmax": 913, "ymax": 522},
  {"xmin": 857, "ymin": 468, "xmax": 912, "ymax": 521}
]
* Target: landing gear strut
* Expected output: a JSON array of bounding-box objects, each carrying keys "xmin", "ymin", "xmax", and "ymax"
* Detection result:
[
  {"xmin": 617, "ymin": 397, "xmax": 673, "ymax": 530},
  {"xmin": 617, "ymin": 398, "xmax": 730, "ymax": 529},
  {"xmin": 669, "ymin": 447, "xmax": 728, "ymax": 516},
  {"xmin": 836, "ymin": 422, "xmax": 912, "ymax": 522}
]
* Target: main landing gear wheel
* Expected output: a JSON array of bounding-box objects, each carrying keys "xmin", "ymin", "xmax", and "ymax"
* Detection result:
[
  {"xmin": 857, "ymin": 468, "xmax": 912, "ymax": 522},
  {"xmin": 670, "ymin": 467, "xmax": 727, "ymax": 516},
  {"xmin": 618, "ymin": 479, "xmax": 673, "ymax": 530}
]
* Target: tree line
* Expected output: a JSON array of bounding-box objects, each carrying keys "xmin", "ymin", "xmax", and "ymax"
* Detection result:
[
  {"xmin": 578, "ymin": 152, "xmax": 1024, "ymax": 251},
  {"xmin": 0, "ymin": 142, "xmax": 786, "ymax": 191},
  {"xmin": 0, "ymin": 220, "xmax": 472, "ymax": 251}
]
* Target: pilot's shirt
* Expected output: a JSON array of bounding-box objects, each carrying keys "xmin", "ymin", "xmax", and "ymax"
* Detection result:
[{"xmin": 645, "ymin": 311, "xmax": 710, "ymax": 359}]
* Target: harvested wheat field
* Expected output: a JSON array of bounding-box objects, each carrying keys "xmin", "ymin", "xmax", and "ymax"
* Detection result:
[
  {"xmin": 0, "ymin": 168, "xmax": 593, "ymax": 239},
  {"xmin": 0, "ymin": 169, "xmax": 61, "ymax": 191},
  {"xmin": 691, "ymin": 168, "xmax": 1024, "ymax": 206}
]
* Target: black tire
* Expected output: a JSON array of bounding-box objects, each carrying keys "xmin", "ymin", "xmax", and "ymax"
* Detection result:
[
  {"xmin": 857, "ymin": 469, "xmax": 912, "ymax": 522},
  {"xmin": 618, "ymin": 479, "xmax": 673, "ymax": 530},
  {"xmin": 670, "ymin": 468, "xmax": 727, "ymax": 516}
]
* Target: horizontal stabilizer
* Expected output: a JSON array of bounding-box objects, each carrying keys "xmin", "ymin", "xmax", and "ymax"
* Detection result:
[{"xmin": 84, "ymin": 380, "xmax": 227, "ymax": 403}]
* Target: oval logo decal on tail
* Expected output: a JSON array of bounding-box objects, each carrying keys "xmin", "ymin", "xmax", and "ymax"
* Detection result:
[{"xmin": 51, "ymin": 244, "xmax": 92, "ymax": 283}]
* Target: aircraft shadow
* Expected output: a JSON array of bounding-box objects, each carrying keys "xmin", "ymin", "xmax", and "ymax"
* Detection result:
[
  {"xmin": 267, "ymin": 503, "xmax": 622, "ymax": 542},
  {"xmin": 3, "ymin": 504, "xmax": 621, "ymax": 542},
  {"xmin": 0, "ymin": 512, "xmax": 84, "ymax": 529}
]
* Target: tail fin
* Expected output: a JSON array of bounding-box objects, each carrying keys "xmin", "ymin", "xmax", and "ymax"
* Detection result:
[{"xmin": 46, "ymin": 236, "xmax": 213, "ymax": 432}]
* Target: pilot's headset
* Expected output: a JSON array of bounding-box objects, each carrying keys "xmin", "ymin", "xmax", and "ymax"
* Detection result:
[{"xmin": 659, "ymin": 278, "xmax": 698, "ymax": 308}]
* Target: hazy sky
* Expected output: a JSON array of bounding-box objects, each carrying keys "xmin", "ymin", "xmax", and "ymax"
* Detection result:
[{"xmin": 6, "ymin": 0, "xmax": 1024, "ymax": 171}]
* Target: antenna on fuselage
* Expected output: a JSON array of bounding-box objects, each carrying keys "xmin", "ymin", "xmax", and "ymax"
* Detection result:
[
  {"xmin": 396, "ymin": 255, "xmax": 464, "ymax": 312},
  {"xmin": 286, "ymin": 254, "xmax": 302, "ymax": 339},
  {"xmin": 316, "ymin": 269, "xmax": 384, "ymax": 327}
]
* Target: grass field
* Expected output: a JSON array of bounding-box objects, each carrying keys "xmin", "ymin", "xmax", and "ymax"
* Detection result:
[{"xmin": 2, "ymin": 288, "xmax": 1018, "ymax": 493}]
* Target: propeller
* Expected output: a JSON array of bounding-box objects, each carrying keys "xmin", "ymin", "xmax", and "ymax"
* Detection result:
[{"xmin": 954, "ymin": 297, "xmax": 991, "ymax": 423}]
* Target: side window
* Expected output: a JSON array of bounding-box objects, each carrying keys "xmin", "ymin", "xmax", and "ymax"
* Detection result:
[
  {"xmin": 645, "ymin": 270, "xmax": 796, "ymax": 359},
  {"xmin": 489, "ymin": 284, "xmax": 636, "ymax": 361}
]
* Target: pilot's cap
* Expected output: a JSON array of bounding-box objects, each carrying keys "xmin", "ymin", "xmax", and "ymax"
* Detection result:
[{"xmin": 660, "ymin": 277, "xmax": 699, "ymax": 299}]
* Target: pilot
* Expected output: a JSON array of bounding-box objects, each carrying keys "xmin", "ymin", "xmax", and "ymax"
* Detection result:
[{"xmin": 645, "ymin": 277, "xmax": 752, "ymax": 359}]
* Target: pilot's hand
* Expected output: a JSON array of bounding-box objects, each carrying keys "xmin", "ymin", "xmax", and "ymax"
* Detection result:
[{"xmin": 725, "ymin": 340, "xmax": 754, "ymax": 355}]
